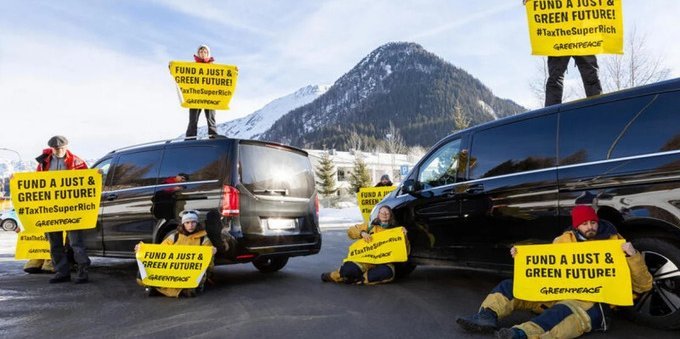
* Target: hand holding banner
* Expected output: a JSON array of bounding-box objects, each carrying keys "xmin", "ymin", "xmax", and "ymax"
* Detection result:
[
  {"xmin": 10, "ymin": 169, "xmax": 101, "ymax": 233},
  {"xmin": 169, "ymin": 61, "xmax": 238, "ymax": 110},
  {"xmin": 513, "ymin": 239, "xmax": 633, "ymax": 305},
  {"xmin": 136, "ymin": 243, "xmax": 213, "ymax": 289},
  {"xmin": 343, "ymin": 227, "xmax": 408, "ymax": 264}
]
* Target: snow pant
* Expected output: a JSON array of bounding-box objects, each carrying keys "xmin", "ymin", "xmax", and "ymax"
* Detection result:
[
  {"xmin": 481, "ymin": 279, "xmax": 609, "ymax": 338},
  {"xmin": 47, "ymin": 230, "xmax": 90, "ymax": 277},
  {"xmin": 545, "ymin": 55, "xmax": 602, "ymax": 107},
  {"xmin": 186, "ymin": 108, "xmax": 217, "ymax": 138},
  {"xmin": 327, "ymin": 261, "xmax": 395, "ymax": 285}
]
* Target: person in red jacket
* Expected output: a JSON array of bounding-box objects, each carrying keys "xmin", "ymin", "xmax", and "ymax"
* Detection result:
[
  {"xmin": 185, "ymin": 44, "xmax": 218, "ymax": 139},
  {"xmin": 37, "ymin": 135, "xmax": 91, "ymax": 284}
]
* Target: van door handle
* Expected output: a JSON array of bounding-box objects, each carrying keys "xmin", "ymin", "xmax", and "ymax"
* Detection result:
[
  {"xmin": 105, "ymin": 193, "xmax": 118, "ymax": 201},
  {"xmin": 465, "ymin": 184, "xmax": 484, "ymax": 194}
]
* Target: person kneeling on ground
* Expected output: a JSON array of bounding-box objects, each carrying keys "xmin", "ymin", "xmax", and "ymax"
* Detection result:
[
  {"xmin": 135, "ymin": 210, "xmax": 216, "ymax": 298},
  {"xmin": 321, "ymin": 205, "xmax": 408, "ymax": 285},
  {"xmin": 456, "ymin": 205, "xmax": 653, "ymax": 339}
]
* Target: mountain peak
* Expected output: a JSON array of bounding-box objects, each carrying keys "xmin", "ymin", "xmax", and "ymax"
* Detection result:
[
  {"xmin": 262, "ymin": 42, "xmax": 526, "ymax": 150},
  {"xmin": 193, "ymin": 84, "xmax": 329, "ymax": 140}
]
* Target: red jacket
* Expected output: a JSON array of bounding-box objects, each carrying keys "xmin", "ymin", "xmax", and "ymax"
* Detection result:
[
  {"xmin": 35, "ymin": 148, "xmax": 88, "ymax": 171},
  {"xmin": 193, "ymin": 55, "xmax": 214, "ymax": 63}
]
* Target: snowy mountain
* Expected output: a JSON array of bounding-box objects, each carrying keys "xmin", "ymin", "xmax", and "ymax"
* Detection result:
[
  {"xmin": 261, "ymin": 42, "xmax": 526, "ymax": 150},
  {"xmin": 194, "ymin": 85, "xmax": 330, "ymax": 139}
]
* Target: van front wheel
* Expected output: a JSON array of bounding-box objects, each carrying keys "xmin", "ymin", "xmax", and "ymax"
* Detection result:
[
  {"xmin": 622, "ymin": 237, "xmax": 680, "ymax": 330},
  {"xmin": 252, "ymin": 256, "xmax": 288, "ymax": 273}
]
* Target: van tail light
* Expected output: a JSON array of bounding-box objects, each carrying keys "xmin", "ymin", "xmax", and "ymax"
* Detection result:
[
  {"xmin": 221, "ymin": 185, "xmax": 240, "ymax": 216},
  {"xmin": 315, "ymin": 194, "xmax": 319, "ymax": 218}
]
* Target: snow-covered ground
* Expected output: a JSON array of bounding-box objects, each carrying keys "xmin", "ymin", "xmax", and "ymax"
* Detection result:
[{"xmin": 318, "ymin": 206, "xmax": 363, "ymax": 228}]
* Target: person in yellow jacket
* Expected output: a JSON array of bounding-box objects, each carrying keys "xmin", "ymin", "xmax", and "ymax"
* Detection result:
[
  {"xmin": 135, "ymin": 210, "xmax": 216, "ymax": 298},
  {"xmin": 456, "ymin": 205, "xmax": 653, "ymax": 339},
  {"xmin": 321, "ymin": 206, "xmax": 408, "ymax": 285}
]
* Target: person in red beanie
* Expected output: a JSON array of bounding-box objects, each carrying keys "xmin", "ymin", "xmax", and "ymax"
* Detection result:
[{"xmin": 457, "ymin": 205, "xmax": 653, "ymax": 339}]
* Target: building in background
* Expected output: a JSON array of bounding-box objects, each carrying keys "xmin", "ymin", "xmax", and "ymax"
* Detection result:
[{"xmin": 307, "ymin": 149, "xmax": 417, "ymax": 194}]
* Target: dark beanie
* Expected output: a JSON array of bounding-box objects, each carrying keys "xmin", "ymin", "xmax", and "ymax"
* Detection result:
[{"xmin": 571, "ymin": 205, "xmax": 599, "ymax": 228}]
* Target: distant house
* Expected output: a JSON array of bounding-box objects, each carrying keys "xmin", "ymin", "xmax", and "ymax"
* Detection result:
[{"xmin": 306, "ymin": 149, "xmax": 417, "ymax": 193}]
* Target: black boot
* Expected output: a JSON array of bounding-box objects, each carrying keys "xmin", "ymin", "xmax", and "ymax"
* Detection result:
[
  {"xmin": 74, "ymin": 264, "xmax": 89, "ymax": 284},
  {"xmin": 49, "ymin": 273, "xmax": 71, "ymax": 284},
  {"xmin": 456, "ymin": 307, "xmax": 498, "ymax": 333},
  {"xmin": 495, "ymin": 327, "xmax": 527, "ymax": 339}
]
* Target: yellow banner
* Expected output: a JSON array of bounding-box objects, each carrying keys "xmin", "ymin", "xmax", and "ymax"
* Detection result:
[
  {"xmin": 525, "ymin": 0, "xmax": 623, "ymax": 56},
  {"xmin": 15, "ymin": 232, "xmax": 52, "ymax": 260},
  {"xmin": 136, "ymin": 243, "xmax": 213, "ymax": 289},
  {"xmin": 10, "ymin": 169, "xmax": 101, "ymax": 233},
  {"xmin": 343, "ymin": 227, "xmax": 408, "ymax": 264},
  {"xmin": 357, "ymin": 186, "xmax": 396, "ymax": 223},
  {"xmin": 169, "ymin": 61, "xmax": 238, "ymax": 110},
  {"xmin": 513, "ymin": 239, "xmax": 633, "ymax": 305}
]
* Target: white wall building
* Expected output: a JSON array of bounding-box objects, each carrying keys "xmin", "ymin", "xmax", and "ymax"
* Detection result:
[{"xmin": 306, "ymin": 149, "xmax": 420, "ymax": 193}]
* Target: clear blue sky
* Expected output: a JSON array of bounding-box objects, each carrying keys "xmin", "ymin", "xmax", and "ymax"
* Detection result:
[{"xmin": 1, "ymin": 0, "xmax": 678, "ymax": 161}]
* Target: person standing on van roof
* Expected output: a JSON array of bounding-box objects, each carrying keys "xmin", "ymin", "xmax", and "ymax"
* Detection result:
[
  {"xmin": 375, "ymin": 174, "xmax": 393, "ymax": 187},
  {"xmin": 456, "ymin": 205, "xmax": 652, "ymax": 339},
  {"xmin": 321, "ymin": 206, "xmax": 408, "ymax": 285},
  {"xmin": 135, "ymin": 210, "xmax": 216, "ymax": 298},
  {"xmin": 522, "ymin": 1, "xmax": 603, "ymax": 107},
  {"xmin": 185, "ymin": 44, "xmax": 218, "ymax": 139},
  {"xmin": 37, "ymin": 135, "xmax": 92, "ymax": 284}
]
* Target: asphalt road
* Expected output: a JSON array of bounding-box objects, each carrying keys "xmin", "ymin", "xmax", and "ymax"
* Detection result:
[{"xmin": 0, "ymin": 230, "xmax": 677, "ymax": 338}]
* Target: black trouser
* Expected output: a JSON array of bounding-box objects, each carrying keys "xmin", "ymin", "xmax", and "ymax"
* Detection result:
[
  {"xmin": 186, "ymin": 108, "xmax": 217, "ymax": 138},
  {"xmin": 545, "ymin": 55, "xmax": 602, "ymax": 107},
  {"xmin": 48, "ymin": 230, "xmax": 90, "ymax": 277}
]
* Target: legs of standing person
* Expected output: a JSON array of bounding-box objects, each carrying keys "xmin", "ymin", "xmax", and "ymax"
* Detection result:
[
  {"xmin": 185, "ymin": 108, "xmax": 201, "ymax": 139},
  {"xmin": 204, "ymin": 109, "xmax": 218, "ymax": 137},
  {"xmin": 545, "ymin": 56, "xmax": 571, "ymax": 107},
  {"xmin": 68, "ymin": 230, "xmax": 91, "ymax": 283},
  {"xmin": 574, "ymin": 55, "xmax": 602, "ymax": 98},
  {"xmin": 47, "ymin": 231, "xmax": 70, "ymax": 281}
]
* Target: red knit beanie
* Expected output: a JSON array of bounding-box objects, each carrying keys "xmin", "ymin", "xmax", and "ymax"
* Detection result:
[{"xmin": 571, "ymin": 205, "xmax": 599, "ymax": 228}]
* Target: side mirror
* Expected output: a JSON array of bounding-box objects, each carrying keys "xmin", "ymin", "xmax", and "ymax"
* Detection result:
[{"xmin": 401, "ymin": 179, "xmax": 417, "ymax": 195}]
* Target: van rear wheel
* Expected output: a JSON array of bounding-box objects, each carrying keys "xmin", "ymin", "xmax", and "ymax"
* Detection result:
[
  {"xmin": 252, "ymin": 256, "xmax": 288, "ymax": 273},
  {"xmin": 622, "ymin": 238, "xmax": 680, "ymax": 330}
]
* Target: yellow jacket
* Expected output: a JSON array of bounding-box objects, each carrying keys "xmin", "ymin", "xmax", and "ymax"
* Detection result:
[
  {"xmin": 155, "ymin": 230, "xmax": 213, "ymax": 298},
  {"xmin": 553, "ymin": 229, "xmax": 653, "ymax": 294}
]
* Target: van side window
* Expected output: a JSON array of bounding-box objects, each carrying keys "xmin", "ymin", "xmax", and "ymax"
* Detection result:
[
  {"xmin": 93, "ymin": 158, "xmax": 113, "ymax": 187},
  {"xmin": 610, "ymin": 93, "xmax": 680, "ymax": 158},
  {"xmin": 559, "ymin": 96, "xmax": 654, "ymax": 165},
  {"xmin": 469, "ymin": 115, "xmax": 557, "ymax": 179},
  {"xmin": 158, "ymin": 146, "xmax": 222, "ymax": 182},
  {"xmin": 109, "ymin": 150, "xmax": 161, "ymax": 190},
  {"xmin": 417, "ymin": 138, "xmax": 462, "ymax": 190}
]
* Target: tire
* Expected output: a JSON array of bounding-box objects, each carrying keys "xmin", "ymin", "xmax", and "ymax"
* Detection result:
[
  {"xmin": 2, "ymin": 219, "xmax": 17, "ymax": 232},
  {"xmin": 620, "ymin": 237, "xmax": 680, "ymax": 330},
  {"xmin": 252, "ymin": 256, "xmax": 288, "ymax": 273}
]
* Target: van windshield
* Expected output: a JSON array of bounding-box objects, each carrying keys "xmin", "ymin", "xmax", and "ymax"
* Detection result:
[{"xmin": 239, "ymin": 143, "xmax": 315, "ymax": 199}]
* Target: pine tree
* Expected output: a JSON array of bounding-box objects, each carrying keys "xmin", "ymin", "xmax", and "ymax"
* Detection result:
[
  {"xmin": 349, "ymin": 153, "xmax": 372, "ymax": 193},
  {"xmin": 452, "ymin": 98, "xmax": 470, "ymax": 132},
  {"xmin": 314, "ymin": 152, "xmax": 338, "ymax": 197}
]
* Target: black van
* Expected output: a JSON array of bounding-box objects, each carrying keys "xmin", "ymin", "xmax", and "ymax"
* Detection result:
[
  {"xmin": 88, "ymin": 138, "xmax": 321, "ymax": 272},
  {"xmin": 376, "ymin": 78, "xmax": 680, "ymax": 329}
]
